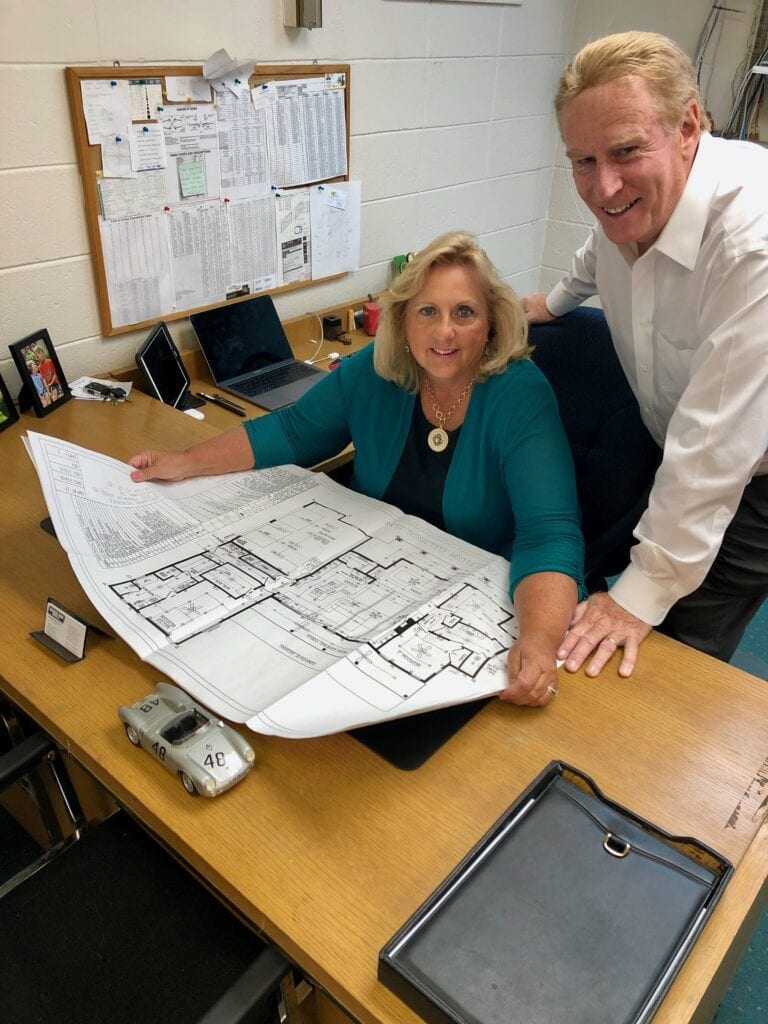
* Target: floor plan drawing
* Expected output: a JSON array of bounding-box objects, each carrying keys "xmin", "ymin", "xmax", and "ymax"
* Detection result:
[{"xmin": 27, "ymin": 432, "xmax": 518, "ymax": 737}]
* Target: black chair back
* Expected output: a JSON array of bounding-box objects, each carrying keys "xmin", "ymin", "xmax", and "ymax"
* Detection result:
[{"xmin": 530, "ymin": 307, "xmax": 661, "ymax": 587}]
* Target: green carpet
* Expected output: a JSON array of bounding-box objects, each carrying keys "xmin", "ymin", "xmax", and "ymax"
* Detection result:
[
  {"xmin": 713, "ymin": 597, "xmax": 768, "ymax": 1023},
  {"xmin": 713, "ymin": 905, "xmax": 768, "ymax": 1022}
]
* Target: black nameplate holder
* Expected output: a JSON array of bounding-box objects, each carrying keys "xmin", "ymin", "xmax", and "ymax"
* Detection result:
[{"xmin": 30, "ymin": 597, "xmax": 109, "ymax": 663}]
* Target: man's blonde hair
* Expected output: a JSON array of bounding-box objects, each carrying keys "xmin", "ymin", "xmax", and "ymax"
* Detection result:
[
  {"xmin": 374, "ymin": 231, "xmax": 530, "ymax": 393},
  {"xmin": 555, "ymin": 31, "xmax": 711, "ymax": 133}
]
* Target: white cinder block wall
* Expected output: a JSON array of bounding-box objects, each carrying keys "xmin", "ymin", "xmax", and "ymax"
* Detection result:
[
  {"xmin": 541, "ymin": 0, "xmax": 760, "ymax": 294},
  {"xmin": 0, "ymin": 0, "xmax": 758, "ymax": 394}
]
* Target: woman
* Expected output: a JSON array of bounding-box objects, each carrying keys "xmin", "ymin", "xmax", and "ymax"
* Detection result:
[{"xmin": 129, "ymin": 232, "xmax": 584, "ymax": 705}]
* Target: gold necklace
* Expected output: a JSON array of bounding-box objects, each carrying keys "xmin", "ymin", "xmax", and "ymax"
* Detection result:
[{"xmin": 422, "ymin": 375, "xmax": 475, "ymax": 452}]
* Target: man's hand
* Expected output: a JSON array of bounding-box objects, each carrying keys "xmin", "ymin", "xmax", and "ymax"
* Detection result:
[
  {"xmin": 520, "ymin": 292, "xmax": 556, "ymax": 324},
  {"xmin": 557, "ymin": 592, "xmax": 652, "ymax": 678},
  {"xmin": 500, "ymin": 635, "xmax": 561, "ymax": 706}
]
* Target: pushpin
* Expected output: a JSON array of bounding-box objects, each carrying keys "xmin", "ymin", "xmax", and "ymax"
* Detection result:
[
  {"xmin": 115, "ymin": 135, "xmax": 122, "ymax": 142},
  {"xmin": 142, "ymin": 125, "xmax": 150, "ymax": 133}
]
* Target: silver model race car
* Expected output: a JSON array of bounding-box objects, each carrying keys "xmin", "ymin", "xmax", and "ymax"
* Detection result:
[{"xmin": 118, "ymin": 681, "xmax": 255, "ymax": 797}]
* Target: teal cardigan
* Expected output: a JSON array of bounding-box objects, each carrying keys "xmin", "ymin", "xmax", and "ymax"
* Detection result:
[{"xmin": 244, "ymin": 344, "xmax": 584, "ymax": 597}]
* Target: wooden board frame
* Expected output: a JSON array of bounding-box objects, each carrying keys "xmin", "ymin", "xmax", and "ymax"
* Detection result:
[{"xmin": 65, "ymin": 63, "xmax": 352, "ymax": 337}]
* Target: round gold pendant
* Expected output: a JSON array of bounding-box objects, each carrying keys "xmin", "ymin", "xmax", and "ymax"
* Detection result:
[{"xmin": 427, "ymin": 427, "xmax": 449, "ymax": 452}]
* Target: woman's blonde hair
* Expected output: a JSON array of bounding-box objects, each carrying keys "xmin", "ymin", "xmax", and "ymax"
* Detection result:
[
  {"xmin": 555, "ymin": 31, "xmax": 711, "ymax": 133},
  {"xmin": 374, "ymin": 231, "xmax": 531, "ymax": 392}
]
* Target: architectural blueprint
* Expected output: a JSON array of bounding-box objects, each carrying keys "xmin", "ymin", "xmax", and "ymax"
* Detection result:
[{"xmin": 27, "ymin": 432, "xmax": 518, "ymax": 737}]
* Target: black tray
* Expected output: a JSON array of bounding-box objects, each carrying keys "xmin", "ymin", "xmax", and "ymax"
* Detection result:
[{"xmin": 379, "ymin": 761, "xmax": 732, "ymax": 1024}]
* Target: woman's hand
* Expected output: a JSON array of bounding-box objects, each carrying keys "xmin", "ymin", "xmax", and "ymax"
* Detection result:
[
  {"xmin": 500, "ymin": 633, "xmax": 560, "ymax": 706},
  {"xmin": 497, "ymin": 571, "xmax": 574, "ymax": 706},
  {"xmin": 128, "ymin": 426, "xmax": 255, "ymax": 483},
  {"xmin": 128, "ymin": 449, "xmax": 193, "ymax": 482}
]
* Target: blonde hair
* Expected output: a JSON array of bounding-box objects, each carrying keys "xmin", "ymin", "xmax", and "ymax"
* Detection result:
[
  {"xmin": 374, "ymin": 231, "xmax": 531, "ymax": 392},
  {"xmin": 555, "ymin": 31, "xmax": 711, "ymax": 133}
]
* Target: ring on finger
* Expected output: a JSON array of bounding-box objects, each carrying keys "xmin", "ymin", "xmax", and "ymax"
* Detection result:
[
  {"xmin": 547, "ymin": 685, "xmax": 559, "ymax": 698},
  {"xmin": 604, "ymin": 636, "xmax": 618, "ymax": 646}
]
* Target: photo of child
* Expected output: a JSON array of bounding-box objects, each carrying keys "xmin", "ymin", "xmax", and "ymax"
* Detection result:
[
  {"xmin": 9, "ymin": 328, "xmax": 70, "ymax": 419},
  {"xmin": 19, "ymin": 339, "xmax": 63, "ymax": 408}
]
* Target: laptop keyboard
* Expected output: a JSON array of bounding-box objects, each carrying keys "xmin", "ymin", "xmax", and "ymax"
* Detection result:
[{"xmin": 235, "ymin": 361, "xmax": 317, "ymax": 397}]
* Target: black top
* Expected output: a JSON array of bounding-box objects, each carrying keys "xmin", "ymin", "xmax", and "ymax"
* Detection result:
[{"xmin": 382, "ymin": 399, "xmax": 461, "ymax": 530}]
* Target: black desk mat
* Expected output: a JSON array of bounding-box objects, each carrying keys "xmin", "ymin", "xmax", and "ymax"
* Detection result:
[{"xmin": 349, "ymin": 698, "xmax": 491, "ymax": 771}]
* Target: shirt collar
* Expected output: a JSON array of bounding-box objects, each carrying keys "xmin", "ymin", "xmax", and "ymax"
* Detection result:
[{"xmin": 652, "ymin": 131, "xmax": 716, "ymax": 270}]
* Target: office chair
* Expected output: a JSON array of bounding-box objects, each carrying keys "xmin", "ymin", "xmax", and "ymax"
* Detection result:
[
  {"xmin": 0, "ymin": 716, "xmax": 296, "ymax": 1024},
  {"xmin": 529, "ymin": 306, "xmax": 661, "ymax": 591}
]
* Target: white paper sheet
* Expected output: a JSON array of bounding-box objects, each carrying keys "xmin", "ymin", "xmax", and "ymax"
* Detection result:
[
  {"xmin": 129, "ymin": 78, "xmax": 164, "ymax": 121},
  {"xmin": 98, "ymin": 213, "xmax": 174, "ymax": 327},
  {"xmin": 215, "ymin": 91, "xmax": 270, "ymax": 200},
  {"xmin": 262, "ymin": 76, "xmax": 348, "ymax": 187},
  {"xmin": 157, "ymin": 104, "xmax": 221, "ymax": 205},
  {"xmin": 203, "ymin": 48, "xmax": 255, "ymax": 97},
  {"xmin": 165, "ymin": 201, "xmax": 230, "ymax": 309},
  {"xmin": 26, "ymin": 433, "xmax": 517, "ymax": 738},
  {"xmin": 81, "ymin": 79, "xmax": 132, "ymax": 146},
  {"xmin": 128, "ymin": 122, "xmax": 167, "ymax": 172},
  {"xmin": 276, "ymin": 188, "xmax": 311, "ymax": 285},
  {"xmin": 98, "ymin": 171, "xmax": 166, "ymax": 219},
  {"xmin": 100, "ymin": 133, "xmax": 137, "ymax": 179},
  {"xmin": 227, "ymin": 194, "xmax": 278, "ymax": 293},
  {"xmin": 310, "ymin": 181, "xmax": 361, "ymax": 278},
  {"xmin": 165, "ymin": 76, "xmax": 213, "ymax": 103}
]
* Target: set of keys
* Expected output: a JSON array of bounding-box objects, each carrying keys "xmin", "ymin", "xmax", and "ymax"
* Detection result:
[{"xmin": 83, "ymin": 381, "xmax": 131, "ymax": 404}]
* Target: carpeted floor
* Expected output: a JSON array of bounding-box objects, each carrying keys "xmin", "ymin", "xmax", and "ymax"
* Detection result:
[
  {"xmin": 713, "ymin": 907, "xmax": 768, "ymax": 1022},
  {"xmin": 711, "ymin": 600, "xmax": 768, "ymax": 1022}
]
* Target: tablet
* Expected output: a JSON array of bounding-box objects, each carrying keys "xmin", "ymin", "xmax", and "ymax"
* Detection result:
[{"xmin": 135, "ymin": 323, "xmax": 204, "ymax": 410}]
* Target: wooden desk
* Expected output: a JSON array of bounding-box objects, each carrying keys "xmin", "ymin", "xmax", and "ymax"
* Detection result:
[
  {"xmin": 2, "ymin": 393, "xmax": 768, "ymax": 1024},
  {"xmin": 111, "ymin": 315, "xmax": 370, "ymax": 474}
]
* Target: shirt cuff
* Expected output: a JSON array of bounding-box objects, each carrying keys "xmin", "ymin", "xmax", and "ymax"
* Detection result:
[
  {"xmin": 546, "ymin": 282, "xmax": 583, "ymax": 318},
  {"xmin": 609, "ymin": 564, "xmax": 677, "ymax": 627}
]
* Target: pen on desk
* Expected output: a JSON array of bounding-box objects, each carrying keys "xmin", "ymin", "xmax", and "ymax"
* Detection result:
[{"xmin": 195, "ymin": 392, "xmax": 247, "ymax": 416}]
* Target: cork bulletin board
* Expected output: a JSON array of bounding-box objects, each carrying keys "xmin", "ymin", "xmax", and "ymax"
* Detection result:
[{"xmin": 66, "ymin": 63, "xmax": 353, "ymax": 336}]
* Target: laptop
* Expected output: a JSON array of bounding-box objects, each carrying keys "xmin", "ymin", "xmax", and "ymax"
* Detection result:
[
  {"xmin": 189, "ymin": 295, "xmax": 326, "ymax": 410},
  {"xmin": 135, "ymin": 322, "xmax": 205, "ymax": 411}
]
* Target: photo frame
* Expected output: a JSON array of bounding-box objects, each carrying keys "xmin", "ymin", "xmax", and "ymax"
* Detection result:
[
  {"xmin": 9, "ymin": 328, "xmax": 71, "ymax": 418},
  {"xmin": 0, "ymin": 369, "xmax": 20, "ymax": 433}
]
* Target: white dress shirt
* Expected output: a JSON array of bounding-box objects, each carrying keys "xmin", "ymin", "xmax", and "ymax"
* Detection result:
[{"xmin": 546, "ymin": 132, "xmax": 768, "ymax": 625}]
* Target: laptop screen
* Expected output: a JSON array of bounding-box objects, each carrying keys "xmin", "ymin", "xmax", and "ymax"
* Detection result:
[
  {"xmin": 135, "ymin": 323, "xmax": 190, "ymax": 409},
  {"xmin": 189, "ymin": 296, "xmax": 294, "ymax": 383}
]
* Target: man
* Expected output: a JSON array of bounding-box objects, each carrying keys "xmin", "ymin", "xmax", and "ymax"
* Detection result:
[{"xmin": 523, "ymin": 31, "xmax": 768, "ymax": 678}]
